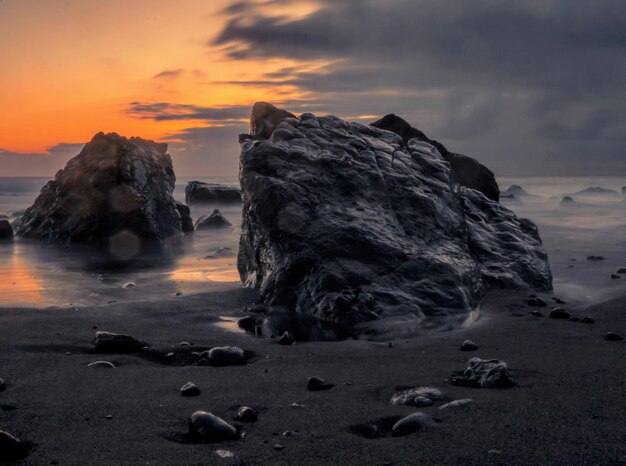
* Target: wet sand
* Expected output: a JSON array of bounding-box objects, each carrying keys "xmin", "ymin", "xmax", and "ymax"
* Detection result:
[{"xmin": 0, "ymin": 287, "xmax": 624, "ymax": 466}]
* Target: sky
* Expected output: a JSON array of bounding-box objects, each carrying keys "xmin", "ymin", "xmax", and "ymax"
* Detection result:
[{"xmin": 1, "ymin": 0, "xmax": 625, "ymax": 177}]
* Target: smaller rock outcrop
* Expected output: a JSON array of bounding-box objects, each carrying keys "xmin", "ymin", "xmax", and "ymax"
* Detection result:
[
  {"xmin": 185, "ymin": 181, "xmax": 241, "ymax": 204},
  {"xmin": 0, "ymin": 220, "xmax": 13, "ymax": 240},
  {"xmin": 574, "ymin": 187, "xmax": 620, "ymax": 197},
  {"xmin": 560, "ymin": 196, "xmax": 577, "ymax": 206},
  {"xmin": 390, "ymin": 387, "xmax": 443, "ymax": 407},
  {"xmin": 505, "ymin": 185, "xmax": 529, "ymax": 197},
  {"xmin": 15, "ymin": 133, "xmax": 183, "ymax": 253},
  {"xmin": 194, "ymin": 209, "xmax": 233, "ymax": 230}
]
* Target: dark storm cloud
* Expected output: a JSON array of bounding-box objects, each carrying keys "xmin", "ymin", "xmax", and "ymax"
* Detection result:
[
  {"xmin": 214, "ymin": 0, "xmax": 626, "ymax": 175},
  {"xmin": 127, "ymin": 102, "xmax": 249, "ymax": 122}
]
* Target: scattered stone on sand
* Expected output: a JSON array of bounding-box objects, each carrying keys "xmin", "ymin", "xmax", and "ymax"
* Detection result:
[
  {"xmin": 439, "ymin": 398, "xmax": 474, "ymax": 410},
  {"xmin": 0, "ymin": 429, "xmax": 28, "ymax": 461},
  {"xmin": 554, "ymin": 298, "xmax": 566, "ymax": 304},
  {"xmin": 528, "ymin": 297, "xmax": 547, "ymax": 307},
  {"xmin": 14, "ymin": 133, "xmax": 184, "ymax": 252},
  {"xmin": 277, "ymin": 331, "xmax": 295, "ymax": 346},
  {"xmin": 237, "ymin": 103, "xmax": 552, "ymax": 330},
  {"xmin": 94, "ymin": 331, "xmax": 142, "ymax": 353},
  {"xmin": 181, "ymin": 382, "xmax": 201, "ymax": 397},
  {"xmin": 391, "ymin": 412, "xmax": 437, "ymax": 437},
  {"xmin": 587, "ymin": 256, "xmax": 605, "ymax": 262},
  {"xmin": 236, "ymin": 406, "xmax": 258, "ymax": 422},
  {"xmin": 451, "ymin": 358, "xmax": 513, "ymax": 388},
  {"xmin": 605, "ymin": 333, "xmax": 623, "ymax": 342},
  {"xmin": 617, "ymin": 268, "xmax": 626, "ymax": 274},
  {"xmin": 197, "ymin": 358, "xmax": 210, "ymax": 366},
  {"xmin": 460, "ymin": 340, "xmax": 479, "ymax": 351},
  {"xmin": 611, "ymin": 274, "xmax": 621, "ymax": 279},
  {"xmin": 531, "ymin": 311, "xmax": 544, "ymax": 317},
  {"xmin": 274, "ymin": 444, "xmax": 285, "ymax": 451},
  {"xmin": 549, "ymin": 308, "xmax": 570, "ymax": 320},
  {"xmin": 0, "ymin": 377, "xmax": 5, "ymax": 391},
  {"xmin": 390, "ymin": 387, "xmax": 443, "ymax": 406},
  {"xmin": 0, "ymin": 220, "xmax": 14, "ymax": 240},
  {"xmin": 122, "ymin": 282, "xmax": 137, "ymax": 289},
  {"xmin": 188, "ymin": 411, "xmax": 239, "ymax": 442},
  {"xmin": 87, "ymin": 360, "xmax": 116, "ymax": 369},
  {"xmin": 307, "ymin": 377, "xmax": 335, "ymax": 391},
  {"xmin": 185, "ymin": 181, "xmax": 242, "ymax": 204},
  {"xmin": 179, "ymin": 342, "xmax": 191, "ymax": 347},
  {"xmin": 106, "ymin": 415, "xmax": 113, "ymax": 420},
  {"xmin": 194, "ymin": 209, "xmax": 233, "ymax": 230},
  {"xmin": 568, "ymin": 316, "xmax": 595, "ymax": 324},
  {"xmin": 202, "ymin": 347, "xmax": 247, "ymax": 366}
]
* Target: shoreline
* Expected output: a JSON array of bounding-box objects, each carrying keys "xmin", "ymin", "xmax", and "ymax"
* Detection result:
[{"xmin": 1, "ymin": 287, "xmax": 624, "ymax": 465}]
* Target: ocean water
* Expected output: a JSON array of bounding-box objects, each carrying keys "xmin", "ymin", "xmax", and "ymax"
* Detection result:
[
  {"xmin": 0, "ymin": 176, "xmax": 242, "ymax": 307},
  {"xmin": 1, "ymin": 175, "xmax": 626, "ymax": 309}
]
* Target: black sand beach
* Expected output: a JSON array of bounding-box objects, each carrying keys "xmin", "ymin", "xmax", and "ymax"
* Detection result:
[{"xmin": 1, "ymin": 287, "xmax": 624, "ymax": 465}]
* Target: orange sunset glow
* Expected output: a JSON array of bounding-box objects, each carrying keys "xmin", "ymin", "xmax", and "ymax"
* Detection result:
[{"xmin": 0, "ymin": 0, "xmax": 323, "ymax": 173}]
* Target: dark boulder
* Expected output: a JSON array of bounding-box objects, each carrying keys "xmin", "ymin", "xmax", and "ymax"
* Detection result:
[
  {"xmin": 188, "ymin": 411, "xmax": 239, "ymax": 442},
  {"xmin": 451, "ymin": 358, "xmax": 512, "ymax": 388},
  {"xmin": 0, "ymin": 220, "xmax": 13, "ymax": 240},
  {"xmin": 237, "ymin": 105, "xmax": 552, "ymax": 331},
  {"xmin": 194, "ymin": 209, "xmax": 232, "ymax": 230},
  {"xmin": 371, "ymin": 114, "xmax": 500, "ymax": 202},
  {"xmin": 14, "ymin": 133, "xmax": 183, "ymax": 254},
  {"xmin": 185, "ymin": 181, "xmax": 241, "ymax": 204},
  {"xmin": 307, "ymin": 377, "xmax": 334, "ymax": 391},
  {"xmin": 175, "ymin": 201, "xmax": 194, "ymax": 232}
]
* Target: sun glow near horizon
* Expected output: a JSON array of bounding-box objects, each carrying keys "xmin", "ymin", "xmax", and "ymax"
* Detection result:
[{"xmin": 0, "ymin": 0, "xmax": 322, "ymax": 159}]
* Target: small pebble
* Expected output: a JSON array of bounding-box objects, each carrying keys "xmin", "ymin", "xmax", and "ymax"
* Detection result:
[
  {"xmin": 236, "ymin": 406, "xmax": 258, "ymax": 422},
  {"xmin": 122, "ymin": 282, "xmax": 136, "ymax": 289},
  {"xmin": 274, "ymin": 444, "xmax": 285, "ymax": 451},
  {"xmin": 460, "ymin": 340, "xmax": 479, "ymax": 351},
  {"xmin": 87, "ymin": 361, "xmax": 116, "ymax": 369},
  {"xmin": 530, "ymin": 310, "xmax": 543, "ymax": 317},
  {"xmin": 611, "ymin": 274, "xmax": 621, "ymax": 279},
  {"xmin": 180, "ymin": 382, "xmax": 201, "ymax": 397},
  {"xmin": 106, "ymin": 415, "xmax": 113, "ymax": 420},
  {"xmin": 555, "ymin": 298, "xmax": 566, "ymax": 304},
  {"xmin": 307, "ymin": 377, "xmax": 335, "ymax": 391},
  {"xmin": 0, "ymin": 378, "xmax": 5, "ymax": 391},
  {"xmin": 277, "ymin": 331, "xmax": 295, "ymax": 346},
  {"xmin": 392, "ymin": 412, "xmax": 436, "ymax": 437},
  {"xmin": 527, "ymin": 297, "xmax": 547, "ymax": 307},
  {"xmin": 605, "ymin": 332, "xmax": 623, "ymax": 342},
  {"xmin": 549, "ymin": 308, "xmax": 570, "ymax": 320},
  {"xmin": 616, "ymin": 268, "xmax": 626, "ymax": 274}
]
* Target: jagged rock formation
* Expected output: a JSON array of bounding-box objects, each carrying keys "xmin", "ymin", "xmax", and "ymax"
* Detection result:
[
  {"xmin": 237, "ymin": 103, "xmax": 552, "ymax": 329},
  {"xmin": 194, "ymin": 209, "xmax": 233, "ymax": 230},
  {"xmin": 15, "ymin": 133, "xmax": 187, "ymax": 254},
  {"xmin": 371, "ymin": 114, "xmax": 500, "ymax": 202},
  {"xmin": 185, "ymin": 181, "xmax": 241, "ymax": 204}
]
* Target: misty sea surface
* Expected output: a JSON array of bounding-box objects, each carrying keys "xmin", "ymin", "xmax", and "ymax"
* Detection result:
[{"xmin": 1, "ymin": 175, "xmax": 626, "ymax": 310}]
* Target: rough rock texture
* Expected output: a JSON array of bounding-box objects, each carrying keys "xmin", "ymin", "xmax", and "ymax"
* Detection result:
[
  {"xmin": 0, "ymin": 219, "xmax": 13, "ymax": 240},
  {"xmin": 194, "ymin": 209, "xmax": 233, "ymax": 230},
  {"xmin": 94, "ymin": 331, "xmax": 142, "ymax": 353},
  {"xmin": 505, "ymin": 185, "xmax": 529, "ymax": 197},
  {"xmin": 185, "ymin": 181, "xmax": 242, "ymax": 204},
  {"xmin": 15, "ymin": 133, "xmax": 184, "ymax": 253},
  {"xmin": 371, "ymin": 114, "xmax": 500, "ymax": 202},
  {"xmin": 390, "ymin": 387, "xmax": 443, "ymax": 406},
  {"xmin": 451, "ymin": 358, "xmax": 512, "ymax": 388},
  {"xmin": 237, "ymin": 104, "xmax": 552, "ymax": 329}
]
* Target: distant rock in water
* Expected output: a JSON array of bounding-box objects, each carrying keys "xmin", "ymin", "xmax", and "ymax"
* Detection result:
[
  {"xmin": 0, "ymin": 220, "xmax": 13, "ymax": 240},
  {"xmin": 237, "ymin": 103, "xmax": 552, "ymax": 330},
  {"xmin": 574, "ymin": 187, "xmax": 620, "ymax": 197},
  {"xmin": 185, "ymin": 181, "xmax": 241, "ymax": 204},
  {"xmin": 560, "ymin": 196, "xmax": 577, "ymax": 206},
  {"xmin": 175, "ymin": 201, "xmax": 194, "ymax": 233},
  {"xmin": 371, "ymin": 114, "xmax": 500, "ymax": 202},
  {"xmin": 194, "ymin": 209, "xmax": 233, "ymax": 230},
  {"xmin": 622, "ymin": 186, "xmax": 626, "ymax": 196},
  {"xmin": 505, "ymin": 185, "xmax": 529, "ymax": 197},
  {"xmin": 14, "ymin": 133, "xmax": 186, "ymax": 255},
  {"xmin": 500, "ymin": 192, "xmax": 522, "ymax": 204}
]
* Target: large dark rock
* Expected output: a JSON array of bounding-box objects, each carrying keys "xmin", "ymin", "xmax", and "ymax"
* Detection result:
[
  {"xmin": 0, "ymin": 219, "xmax": 13, "ymax": 240},
  {"xmin": 371, "ymin": 114, "xmax": 500, "ymax": 202},
  {"xmin": 185, "ymin": 181, "xmax": 241, "ymax": 204},
  {"xmin": 14, "ymin": 133, "xmax": 184, "ymax": 254},
  {"xmin": 237, "ymin": 104, "xmax": 552, "ymax": 330}
]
